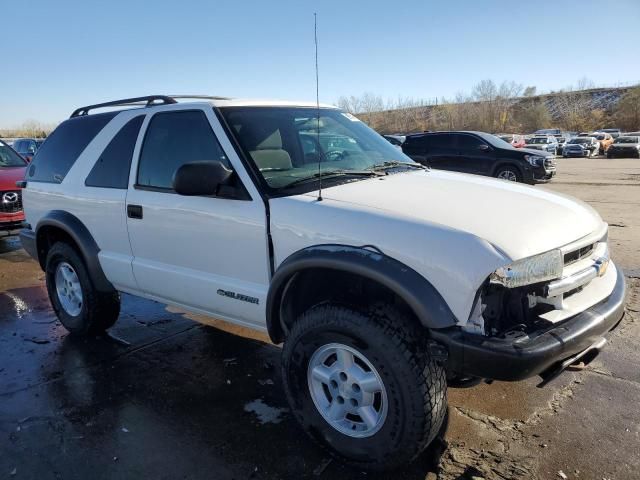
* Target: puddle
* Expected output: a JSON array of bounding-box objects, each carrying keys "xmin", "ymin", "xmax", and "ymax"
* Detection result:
[{"xmin": 244, "ymin": 399, "xmax": 288, "ymax": 424}]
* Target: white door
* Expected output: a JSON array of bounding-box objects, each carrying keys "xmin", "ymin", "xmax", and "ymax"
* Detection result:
[{"xmin": 125, "ymin": 106, "xmax": 270, "ymax": 329}]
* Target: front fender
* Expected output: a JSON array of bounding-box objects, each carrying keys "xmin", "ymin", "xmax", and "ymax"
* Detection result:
[{"xmin": 266, "ymin": 244, "xmax": 457, "ymax": 343}]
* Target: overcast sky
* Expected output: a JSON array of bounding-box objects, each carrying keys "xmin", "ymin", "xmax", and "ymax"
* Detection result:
[{"xmin": 1, "ymin": 0, "xmax": 639, "ymax": 128}]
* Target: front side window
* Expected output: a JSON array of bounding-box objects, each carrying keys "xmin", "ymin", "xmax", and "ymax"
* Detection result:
[
  {"xmin": 457, "ymin": 134, "xmax": 485, "ymax": 149},
  {"xmin": 137, "ymin": 110, "xmax": 229, "ymax": 190},
  {"xmin": 221, "ymin": 107, "xmax": 413, "ymax": 190},
  {"xmin": 0, "ymin": 141, "xmax": 27, "ymax": 167}
]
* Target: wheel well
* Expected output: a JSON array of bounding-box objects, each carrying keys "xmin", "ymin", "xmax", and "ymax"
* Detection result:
[
  {"xmin": 35, "ymin": 226, "xmax": 80, "ymax": 269},
  {"xmin": 274, "ymin": 268, "xmax": 423, "ymax": 343}
]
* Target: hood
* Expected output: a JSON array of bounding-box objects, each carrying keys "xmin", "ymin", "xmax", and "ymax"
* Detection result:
[
  {"xmin": 0, "ymin": 166, "xmax": 26, "ymax": 190},
  {"xmin": 308, "ymin": 170, "xmax": 602, "ymax": 260}
]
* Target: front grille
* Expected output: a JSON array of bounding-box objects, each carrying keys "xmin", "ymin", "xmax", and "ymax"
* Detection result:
[
  {"xmin": 563, "ymin": 243, "xmax": 595, "ymax": 266},
  {"xmin": 0, "ymin": 190, "xmax": 23, "ymax": 214},
  {"xmin": 544, "ymin": 158, "xmax": 555, "ymax": 167}
]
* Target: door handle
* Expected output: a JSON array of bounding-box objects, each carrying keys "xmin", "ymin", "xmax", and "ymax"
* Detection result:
[{"xmin": 127, "ymin": 204, "xmax": 143, "ymax": 219}]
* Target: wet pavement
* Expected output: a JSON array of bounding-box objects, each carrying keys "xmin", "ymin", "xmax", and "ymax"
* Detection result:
[{"xmin": 1, "ymin": 158, "xmax": 640, "ymax": 479}]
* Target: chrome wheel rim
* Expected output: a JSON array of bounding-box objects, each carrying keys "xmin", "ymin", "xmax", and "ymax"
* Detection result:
[
  {"xmin": 55, "ymin": 262, "xmax": 83, "ymax": 316},
  {"xmin": 307, "ymin": 343, "xmax": 388, "ymax": 438},
  {"xmin": 498, "ymin": 170, "xmax": 517, "ymax": 181}
]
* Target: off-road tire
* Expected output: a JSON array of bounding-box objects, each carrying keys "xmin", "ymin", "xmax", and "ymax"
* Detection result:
[
  {"xmin": 45, "ymin": 242, "xmax": 120, "ymax": 336},
  {"xmin": 281, "ymin": 303, "xmax": 447, "ymax": 470}
]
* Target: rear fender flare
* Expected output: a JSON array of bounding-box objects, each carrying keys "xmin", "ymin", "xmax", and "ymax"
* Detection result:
[{"xmin": 36, "ymin": 210, "xmax": 114, "ymax": 292}]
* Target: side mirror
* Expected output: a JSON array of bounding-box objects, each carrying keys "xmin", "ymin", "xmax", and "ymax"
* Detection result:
[
  {"xmin": 477, "ymin": 144, "xmax": 490, "ymax": 151},
  {"xmin": 173, "ymin": 160, "xmax": 233, "ymax": 196}
]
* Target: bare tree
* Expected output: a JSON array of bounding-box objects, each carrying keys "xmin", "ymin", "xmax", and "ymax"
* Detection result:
[
  {"xmin": 612, "ymin": 87, "xmax": 640, "ymax": 131},
  {"xmin": 334, "ymin": 79, "xmax": 635, "ymax": 135}
]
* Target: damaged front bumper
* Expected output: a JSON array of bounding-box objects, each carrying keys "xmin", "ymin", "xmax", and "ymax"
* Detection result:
[{"xmin": 430, "ymin": 266, "xmax": 626, "ymax": 384}]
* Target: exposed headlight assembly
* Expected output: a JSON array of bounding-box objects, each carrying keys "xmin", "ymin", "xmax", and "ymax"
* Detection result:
[
  {"xmin": 524, "ymin": 154, "xmax": 544, "ymax": 166},
  {"xmin": 490, "ymin": 249, "xmax": 563, "ymax": 288}
]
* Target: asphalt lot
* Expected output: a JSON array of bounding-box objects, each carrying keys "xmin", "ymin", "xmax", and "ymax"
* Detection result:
[{"xmin": 1, "ymin": 157, "xmax": 639, "ymax": 480}]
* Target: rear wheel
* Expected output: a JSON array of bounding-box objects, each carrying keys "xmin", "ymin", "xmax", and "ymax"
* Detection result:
[
  {"xmin": 281, "ymin": 304, "xmax": 447, "ymax": 470},
  {"xmin": 495, "ymin": 165, "xmax": 522, "ymax": 182},
  {"xmin": 45, "ymin": 242, "xmax": 120, "ymax": 336}
]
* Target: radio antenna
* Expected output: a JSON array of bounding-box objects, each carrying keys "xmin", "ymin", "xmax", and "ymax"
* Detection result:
[{"xmin": 314, "ymin": 12, "xmax": 323, "ymax": 202}]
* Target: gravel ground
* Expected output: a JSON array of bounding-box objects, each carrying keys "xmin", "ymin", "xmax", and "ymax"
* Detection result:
[{"xmin": 0, "ymin": 157, "xmax": 638, "ymax": 479}]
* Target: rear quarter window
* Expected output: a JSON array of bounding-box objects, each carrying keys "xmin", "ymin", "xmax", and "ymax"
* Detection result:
[
  {"xmin": 27, "ymin": 112, "xmax": 117, "ymax": 183},
  {"xmin": 85, "ymin": 115, "xmax": 145, "ymax": 189}
]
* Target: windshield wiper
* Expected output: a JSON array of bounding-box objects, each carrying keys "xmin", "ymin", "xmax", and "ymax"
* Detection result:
[
  {"xmin": 369, "ymin": 161, "xmax": 427, "ymax": 171},
  {"xmin": 282, "ymin": 169, "xmax": 383, "ymax": 189}
]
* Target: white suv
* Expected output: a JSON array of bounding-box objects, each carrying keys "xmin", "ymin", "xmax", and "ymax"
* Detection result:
[{"xmin": 19, "ymin": 95, "xmax": 625, "ymax": 470}]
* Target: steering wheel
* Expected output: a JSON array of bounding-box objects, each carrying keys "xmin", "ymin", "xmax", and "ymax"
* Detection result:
[{"xmin": 325, "ymin": 150, "xmax": 345, "ymax": 161}]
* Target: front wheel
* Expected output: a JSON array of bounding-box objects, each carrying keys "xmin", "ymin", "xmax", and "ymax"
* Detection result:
[
  {"xmin": 281, "ymin": 304, "xmax": 447, "ymax": 470},
  {"xmin": 495, "ymin": 165, "xmax": 522, "ymax": 182}
]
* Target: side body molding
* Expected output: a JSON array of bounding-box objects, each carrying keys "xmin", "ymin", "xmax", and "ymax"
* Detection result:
[
  {"xmin": 266, "ymin": 245, "xmax": 457, "ymax": 343},
  {"xmin": 34, "ymin": 210, "xmax": 115, "ymax": 292}
]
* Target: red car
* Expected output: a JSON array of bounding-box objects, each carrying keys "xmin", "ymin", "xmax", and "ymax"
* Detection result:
[
  {"xmin": 498, "ymin": 134, "xmax": 526, "ymax": 148},
  {"xmin": 0, "ymin": 140, "xmax": 27, "ymax": 232}
]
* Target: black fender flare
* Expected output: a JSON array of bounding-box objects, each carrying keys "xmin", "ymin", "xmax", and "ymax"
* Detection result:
[
  {"xmin": 266, "ymin": 244, "xmax": 457, "ymax": 343},
  {"xmin": 35, "ymin": 210, "xmax": 115, "ymax": 292}
]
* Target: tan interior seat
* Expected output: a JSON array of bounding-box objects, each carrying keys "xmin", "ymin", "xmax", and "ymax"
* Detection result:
[
  {"xmin": 249, "ymin": 149, "xmax": 293, "ymax": 170},
  {"xmin": 248, "ymin": 129, "xmax": 293, "ymax": 170}
]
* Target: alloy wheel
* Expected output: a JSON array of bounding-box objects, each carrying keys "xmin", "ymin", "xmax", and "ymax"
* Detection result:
[
  {"xmin": 55, "ymin": 262, "xmax": 83, "ymax": 316},
  {"xmin": 307, "ymin": 343, "xmax": 388, "ymax": 438}
]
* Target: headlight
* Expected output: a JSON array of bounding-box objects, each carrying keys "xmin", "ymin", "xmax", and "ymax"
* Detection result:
[
  {"xmin": 524, "ymin": 154, "xmax": 544, "ymax": 166},
  {"xmin": 490, "ymin": 249, "xmax": 563, "ymax": 288}
]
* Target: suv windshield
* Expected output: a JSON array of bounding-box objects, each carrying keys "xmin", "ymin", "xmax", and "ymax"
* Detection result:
[
  {"xmin": 0, "ymin": 141, "xmax": 27, "ymax": 167},
  {"xmin": 568, "ymin": 138, "xmax": 591, "ymax": 144},
  {"xmin": 221, "ymin": 107, "xmax": 415, "ymax": 189},
  {"xmin": 526, "ymin": 137, "xmax": 549, "ymax": 144},
  {"xmin": 614, "ymin": 136, "xmax": 639, "ymax": 144}
]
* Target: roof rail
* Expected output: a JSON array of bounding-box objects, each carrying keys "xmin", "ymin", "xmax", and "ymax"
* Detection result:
[
  {"xmin": 168, "ymin": 95, "xmax": 233, "ymax": 101},
  {"xmin": 70, "ymin": 95, "xmax": 178, "ymax": 118}
]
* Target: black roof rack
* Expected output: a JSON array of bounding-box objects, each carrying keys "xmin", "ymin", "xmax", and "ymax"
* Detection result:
[
  {"xmin": 70, "ymin": 94, "xmax": 234, "ymax": 118},
  {"xmin": 168, "ymin": 95, "xmax": 232, "ymax": 101},
  {"xmin": 70, "ymin": 95, "xmax": 178, "ymax": 118}
]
